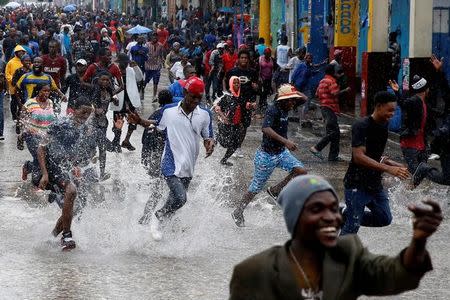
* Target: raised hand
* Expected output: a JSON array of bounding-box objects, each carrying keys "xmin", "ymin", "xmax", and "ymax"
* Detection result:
[
  {"xmin": 430, "ymin": 54, "xmax": 444, "ymax": 72},
  {"xmin": 407, "ymin": 199, "xmax": 443, "ymax": 241}
]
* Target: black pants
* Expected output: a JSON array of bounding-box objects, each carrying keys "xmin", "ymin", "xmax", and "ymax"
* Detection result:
[
  {"xmin": 259, "ymin": 78, "xmax": 272, "ymax": 112},
  {"xmin": 402, "ymin": 148, "xmax": 428, "ymax": 173},
  {"xmin": 95, "ymin": 126, "xmax": 108, "ymax": 176},
  {"xmin": 315, "ymin": 107, "xmax": 340, "ymax": 160},
  {"xmin": 426, "ymin": 152, "xmax": 450, "ymax": 185}
]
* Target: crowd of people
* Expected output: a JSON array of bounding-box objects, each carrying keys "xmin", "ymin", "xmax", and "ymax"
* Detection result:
[{"xmin": 0, "ymin": 4, "xmax": 449, "ymax": 299}]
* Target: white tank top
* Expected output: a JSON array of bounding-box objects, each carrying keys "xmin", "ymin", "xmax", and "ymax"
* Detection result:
[{"xmin": 276, "ymin": 45, "xmax": 290, "ymax": 69}]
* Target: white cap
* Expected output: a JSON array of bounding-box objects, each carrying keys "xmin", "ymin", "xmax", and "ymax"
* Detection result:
[
  {"xmin": 76, "ymin": 59, "xmax": 87, "ymax": 65},
  {"xmin": 217, "ymin": 42, "xmax": 225, "ymax": 49}
]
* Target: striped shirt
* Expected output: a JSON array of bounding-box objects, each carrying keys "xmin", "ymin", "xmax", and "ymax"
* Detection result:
[
  {"xmin": 24, "ymin": 98, "xmax": 56, "ymax": 134},
  {"xmin": 145, "ymin": 41, "xmax": 165, "ymax": 71},
  {"xmin": 316, "ymin": 75, "xmax": 340, "ymax": 113},
  {"xmin": 16, "ymin": 72, "xmax": 58, "ymax": 101}
]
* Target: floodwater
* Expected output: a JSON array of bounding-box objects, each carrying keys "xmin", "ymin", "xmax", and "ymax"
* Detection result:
[{"xmin": 1, "ymin": 78, "xmax": 449, "ymax": 299}]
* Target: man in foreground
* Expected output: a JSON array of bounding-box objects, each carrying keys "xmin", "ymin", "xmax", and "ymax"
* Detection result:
[
  {"xmin": 33, "ymin": 96, "xmax": 93, "ymax": 250},
  {"xmin": 230, "ymin": 175, "xmax": 441, "ymax": 299}
]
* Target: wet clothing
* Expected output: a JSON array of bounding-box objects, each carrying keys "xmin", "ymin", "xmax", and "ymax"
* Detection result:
[
  {"xmin": 23, "ymin": 98, "xmax": 56, "ymax": 134},
  {"xmin": 156, "ymin": 102, "xmax": 214, "ymax": 178},
  {"xmin": 341, "ymin": 188, "xmax": 392, "ymax": 234},
  {"xmin": 61, "ymin": 74, "xmax": 91, "ymax": 110},
  {"xmin": 261, "ymin": 103, "xmax": 289, "ymax": 155},
  {"xmin": 156, "ymin": 176, "xmax": 192, "ymax": 220},
  {"xmin": 141, "ymin": 108, "xmax": 166, "ymax": 177},
  {"xmin": 230, "ymin": 237, "xmax": 432, "ymax": 300},
  {"xmin": 314, "ymin": 107, "xmax": 340, "ymax": 160},
  {"xmin": 344, "ymin": 116, "xmax": 388, "ymax": 192},
  {"xmin": 248, "ymin": 148, "xmax": 304, "ymax": 194},
  {"xmin": 317, "ymin": 74, "xmax": 340, "ymax": 113}
]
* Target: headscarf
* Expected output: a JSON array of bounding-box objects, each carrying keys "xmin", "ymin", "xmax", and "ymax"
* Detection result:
[{"xmin": 229, "ymin": 76, "xmax": 240, "ymax": 97}]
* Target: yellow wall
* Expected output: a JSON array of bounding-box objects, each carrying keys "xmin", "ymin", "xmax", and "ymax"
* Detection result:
[
  {"xmin": 259, "ymin": 0, "xmax": 271, "ymax": 46},
  {"xmin": 334, "ymin": 0, "xmax": 359, "ymax": 47}
]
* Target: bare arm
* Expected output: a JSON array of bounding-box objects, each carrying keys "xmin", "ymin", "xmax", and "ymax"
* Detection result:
[
  {"xmin": 262, "ymin": 127, "xmax": 297, "ymax": 151},
  {"xmin": 352, "ymin": 146, "xmax": 410, "ymax": 179}
]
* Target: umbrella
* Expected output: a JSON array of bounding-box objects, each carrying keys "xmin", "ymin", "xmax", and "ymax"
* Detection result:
[
  {"xmin": 5, "ymin": 2, "xmax": 21, "ymax": 9},
  {"xmin": 127, "ymin": 25, "xmax": 152, "ymax": 35},
  {"xmin": 63, "ymin": 4, "xmax": 77, "ymax": 12},
  {"xmin": 218, "ymin": 7, "xmax": 234, "ymax": 14}
]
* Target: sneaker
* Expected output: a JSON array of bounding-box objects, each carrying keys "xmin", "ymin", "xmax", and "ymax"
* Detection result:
[
  {"xmin": 0, "ymin": 135, "xmax": 4, "ymax": 141},
  {"xmin": 266, "ymin": 186, "xmax": 278, "ymax": 201},
  {"xmin": 309, "ymin": 147, "xmax": 324, "ymax": 160},
  {"xmin": 231, "ymin": 209, "xmax": 245, "ymax": 227},
  {"xmin": 121, "ymin": 141, "xmax": 136, "ymax": 151},
  {"xmin": 429, "ymin": 153, "xmax": 440, "ymax": 160},
  {"xmin": 232, "ymin": 148, "xmax": 244, "ymax": 158},
  {"xmin": 61, "ymin": 232, "xmax": 76, "ymax": 251},
  {"xmin": 220, "ymin": 159, "xmax": 233, "ymax": 166},
  {"xmin": 150, "ymin": 216, "xmax": 163, "ymax": 241},
  {"xmin": 328, "ymin": 157, "xmax": 345, "ymax": 162},
  {"xmin": 100, "ymin": 173, "xmax": 111, "ymax": 181}
]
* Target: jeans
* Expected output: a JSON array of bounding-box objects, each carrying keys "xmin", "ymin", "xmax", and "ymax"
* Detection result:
[
  {"xmin": 315, "ymin": 107, "xmax": 340, "ymax": 160},
  {"xmin": 0, "ymin": 91, "xmax": 4, "ymax": 136},
  {"xmin": 341, "ymin": 188, "xmax": 392, "ymax": 235},
  {"xmin": 402, "ymin": 147, "xmax": 428, "ymax": 173},
  {"xmin": 156, "ymin": 176, "xmax": 192, "ymax": 220}
]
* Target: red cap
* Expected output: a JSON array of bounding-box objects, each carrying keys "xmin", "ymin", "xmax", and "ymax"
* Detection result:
[
  {"xmin": 226, "ymin": 40, "xmax": 233, "ymax": 47},
  {"xmin": 184, "ymin": 76, "xmax": 205, "ymax": 96}
]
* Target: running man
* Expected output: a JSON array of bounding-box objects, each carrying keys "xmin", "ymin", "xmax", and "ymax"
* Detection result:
[
  {"xmin": 128, "ymin": 77, "xmax": 215, "ymax": 240},
  {"xmin": 341, "ymin": 91, "xmax": 410, "ymax": 235},
  {"xmin": 231, "ymin": 84, "xmax": 308, "ymax": 227},
  {"xmin": 33, "ymin": 96, "xmax": 93, "ymax": 250}
]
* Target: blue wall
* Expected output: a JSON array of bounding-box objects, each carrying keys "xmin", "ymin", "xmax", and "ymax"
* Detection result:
[
  {"xmin": 389, "ymin": 0, "xmax": 410, "ymax": 83},
  {"xmin": 297, "ymin": 0, "xmax": 310, "ymax": 47},
  {"xmin": 432, "ymin": 6, "xmax": 450, "ymax": 81},
  {"xmin": 357, "ymin": 0, "xmax": 369, "ymax": 75}
]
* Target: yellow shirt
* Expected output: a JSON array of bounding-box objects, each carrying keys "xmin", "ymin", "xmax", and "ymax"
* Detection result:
[{"xmin": 5, "ymin": 56, "xmax": 23, "ymax": 94}]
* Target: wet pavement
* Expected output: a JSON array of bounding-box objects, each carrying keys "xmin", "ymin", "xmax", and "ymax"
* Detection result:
[{"xmin": 0, "ymin": 70, "xmax": 449, "ymax": 299}]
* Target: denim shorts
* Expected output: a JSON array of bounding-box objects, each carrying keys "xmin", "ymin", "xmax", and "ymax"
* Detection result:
[
  {"xmin": 145, "ymin": 69, "xmax": 161, "ymax": 85},
  {"xmin": 248, "ymin": 148, "xmax": 304, "ymax": 193}
]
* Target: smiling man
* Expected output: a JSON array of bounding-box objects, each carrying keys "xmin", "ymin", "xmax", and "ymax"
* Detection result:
[{"xmin": 229, "ymin": 175, "xmax": 442, "ymax": 300}]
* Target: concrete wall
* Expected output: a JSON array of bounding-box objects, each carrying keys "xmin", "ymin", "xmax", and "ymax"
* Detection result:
[
  {"xmin": 368, "ymin": 0, "xmax": 389, "ymax": 52},
  {"xmin": 409, "ymin": 0, "xmax": 433, "ymax": 57}
]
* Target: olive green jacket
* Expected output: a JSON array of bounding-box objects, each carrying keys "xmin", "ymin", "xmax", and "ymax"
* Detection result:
[{"xmin": 229, "ymin": 235, "xmax": 432, "ymax": 300}]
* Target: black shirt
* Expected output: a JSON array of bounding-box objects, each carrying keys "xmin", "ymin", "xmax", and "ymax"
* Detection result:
[
  {"xmin": 261, "ymin": 103, "xmax": 289, "ymax": 155},
  {"xmin": 61, "ymin": 74, "xmax": 91, "ymax": 109},
  {"xmin": 344, "ymin": 116, "xmax": 388, "ymax": 192},
  {"xmin": 225, "ymin": 66, "xmax": 258, "ymax": 103}
]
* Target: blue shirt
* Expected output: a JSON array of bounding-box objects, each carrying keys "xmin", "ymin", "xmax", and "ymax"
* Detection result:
[
  {"xmin": 168, "ymin": 80, "xmax": 184, "ymax": 103},
  {"xmin": 261, "ymin": 103, "xmax": 289, "ymax": 154},
  {"xmin": 130, "ymin": 44, "xmax": 149, "ymax": 68},
  {"xmin": 255, "ymin": 44, "xmax": 267, "ymax": 57}
]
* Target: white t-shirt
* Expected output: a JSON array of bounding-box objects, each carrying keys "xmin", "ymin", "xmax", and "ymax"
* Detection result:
[
  {"xmin": 276, "ymin": 45, "xmax": 291, "ymax": 70},
  {"xmin": 157, "ymin": 102, "xmax": 214, "ymax": 178},
  {"xmin": 170, "ymin": 61, "xmax": 191, "ymax": 80}
]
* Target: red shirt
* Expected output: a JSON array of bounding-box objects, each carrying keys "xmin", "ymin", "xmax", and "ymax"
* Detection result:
[
  {"xmin": 400, "ymin": 98, "xmax": 427, "ymax": 150},
  {"xmin": 157, "ymin": 29, "xmax": 169, "ymax": 46},
  {"xmin": 204, "ymin": 50, "xmax": 212, "ymax": 76},
  {"xmin": 316, "ymin": 75, "xmax": 340, "ymax": 113},
  {"xmin": 222, "ymin": 52, "xmax": 238, "ymax": 74},
  {"xmin": 42, "ymin": 54, "xmax": 67, "ymax": 88},
  {"xmin": 83, "ymin": 63, "xmax": 122, "ymax": 83}
]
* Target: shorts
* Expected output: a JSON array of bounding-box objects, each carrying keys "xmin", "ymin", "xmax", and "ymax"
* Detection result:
[
  {"xmin": 145, "ymin": 69, "xmax": 161, "ymax": 85},
  {"xmin": 248, "ymin": 147, "xmax": 304, "ymax": 194},
  {"xmin": 32, "ymin": 158, "xmax": 70, "ymax": 192}
]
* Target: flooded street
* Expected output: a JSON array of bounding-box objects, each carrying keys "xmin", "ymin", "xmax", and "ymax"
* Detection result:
[{"xmin": 1, "ymin": 75, "xmax": 449, "ymax": 299}]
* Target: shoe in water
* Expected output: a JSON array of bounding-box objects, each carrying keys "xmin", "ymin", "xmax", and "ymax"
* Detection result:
[
  {"xmin": 232, "ymin": 148, "xmax": 244, "ymax": 158},
  {"xmin": 121, "ymin": 141, "xmax": 136, "ymax": 151},
  {"xmin": 231, "ymin": 209, "xmax": 245, "ymax": 227},
  {"xmin": 61, "ymin": 232, "xmax": 76, "ymax": 251},
  {"xmin": 412, "ymin": 162, "xmax": 431, "ymax": 188},
  {"xmin": 328, "ymin": 157, "xmax": 345, "ymax": 162},
  {"xmin": 266, "ymin": 187, "xmax": 278, "ymax": 202},
  {"xmin": 100, "ymin": 173, "xmax": 111, "ymax": 181},
  {"xmin": 0, "ymin": 135, "xmax": 4, "ymax": 141},
  {"xmin": 150, "ymin": 216, "xmax": 163, "ymax": 241},
  {"xmin": 220, "ymin": 159, "xmax": 233, "ymax": 166},
  {"xmin": 309, "ymin": 147, "xmax": 324, "ymax": 160}
]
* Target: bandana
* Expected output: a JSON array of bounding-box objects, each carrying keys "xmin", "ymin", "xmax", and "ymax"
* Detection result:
[{"xmin": 229, "ymin": 76, "xmax": 240, "ymax": 97}]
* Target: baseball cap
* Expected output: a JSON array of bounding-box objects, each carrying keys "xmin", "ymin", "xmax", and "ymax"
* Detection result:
[
  {"xmin": 184, "ymin": 76, "xmax": 205, "ymax": 96},
  {"xmin": 217, "ymin": 42, "xmax": 225, "ymax": 49},
  {"xmin": 276, "ymin": 84, "xmax": 306, "ymax": 102},
  {"xmin": 76, "ymin": 59, "xmax": 87, "ymax": 65}
]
